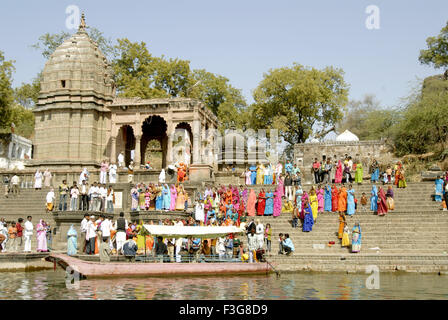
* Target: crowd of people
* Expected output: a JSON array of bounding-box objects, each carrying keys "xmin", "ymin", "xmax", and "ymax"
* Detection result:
[
  {"xmin": 70, "ymin": 212, "xmax": 276, "ymax": 263},
  {"xmin": 0, "ymin": 216, "xmax": 52, "ymax": 253}
]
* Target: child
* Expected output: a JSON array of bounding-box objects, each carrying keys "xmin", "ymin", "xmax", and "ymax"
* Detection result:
[
  {"xmin": 278, "ymin": 233, "xmax": 284, "ymax": 254},
  {"xmin": 341, "ymin": 223, "xmax": 350, "ymax": 247},
  {"xmin": 291, "ymin": 207, "xmax": 299, "ymax": 228},
  {"xmin": 386, "ymin": 166, "xmax": 392, "ymax": 183},
  {"xmin": 360, "ymin": 192, "xmax": 368, "ymax": 212},
  {"xmin": 7, "ymin": 222, "xmax": 17, "ymax": 252},
  {"xmin": 382, "ymin": 172, "xmax": 388, "ymax": 185}
]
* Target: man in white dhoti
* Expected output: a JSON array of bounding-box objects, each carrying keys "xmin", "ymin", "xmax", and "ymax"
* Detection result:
[
  {"xmin": 109, "ymin": 162, "xmax": 117, "ymax": 183},
  {"xmin": 255, "ymin": 220, "xmax": 265, "ymax": 250},
  {"xmin": 118, "ymin": 152, "xmax": 125, "ymax": 168},
  {"xmin": 78, "ymin": 168, "xmax": 89, "ymax": 185},
  {"xmin": 34, "ymin": 170, "xmax": 43, "ymax": 190},
  {"xmin": 24, "ymin": 216, "xmax": 33, "ymax": 252},
  {"xmin": 159, "ymin": 169, "xmax": 166, "ymax": 184}
]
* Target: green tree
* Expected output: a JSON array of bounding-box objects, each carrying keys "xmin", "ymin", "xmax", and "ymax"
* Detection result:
[
  {"xmin": 0, "ymin": 51, "xmax": 15, "ymax": 129},
  {"xmin": 14, "ymin": 74, "xmax": 41, "ymax": 109},
  {"xmin": 189, "ymin": 69, "xmax": 247, "ymax": 130},
  {"xmin": 394, "ymin": 90, "xmax": 448, "ymax": 155},
  {"xmin": 250, "ymin": 63, "xmax": 349, "ymax": 145},
  {"xmin": 419, "ymin": 21, "xmax": 448, "ymax": 75},
  {"xmin": 8, "ymin": 104, "xmax": 35, "ymax": 138}
]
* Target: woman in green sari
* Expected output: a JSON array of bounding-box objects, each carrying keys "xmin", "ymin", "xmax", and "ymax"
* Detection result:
[
  {"xmin": 354, "ymin": 161, "xmax": 363, "ymax": 185},
  {"xmin": 136, "ymin": 220, "xmax": 146, "ymax": 253}
]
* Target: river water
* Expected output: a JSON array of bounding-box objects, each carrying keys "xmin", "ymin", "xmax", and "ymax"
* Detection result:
[{"xmin": 0, "ymin": 270, "xmax": 447, "ymax": 300}]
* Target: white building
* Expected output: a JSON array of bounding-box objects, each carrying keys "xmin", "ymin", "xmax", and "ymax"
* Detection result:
[{"xmin": 0, "ymin": 133, "xmax": 33, "ymax": 170}]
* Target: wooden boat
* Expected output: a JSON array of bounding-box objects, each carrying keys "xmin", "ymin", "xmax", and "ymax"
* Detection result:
[{"xmin": 46, "ymin": 253, "xmax": 273, "ymax": 279}]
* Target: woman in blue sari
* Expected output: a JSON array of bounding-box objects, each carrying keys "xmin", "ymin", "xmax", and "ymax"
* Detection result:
[
  {"xmin": 67, "ymin": 224, "xmax": 77, "ymax": 256},
  {"xmin": 302, "ymin": 203, "xmax": 314, "ymax": 232},
  {"xmin": 155, "ymin": 186, "xmax": 162, "ymax": 210},
  {"xmin": 264, "ymin": 190, "xmax": 274, "ymax": 216},
  {"xmin": 225, "ymin": 202, "xmax": 233, "ymax": 220},
  {"xmin": 324, "ymin": 184, "xmax": 332, "ymax": 212},
  {"xmin": 370, "ymin": 185, "xmax": 378, "ymax": 212},
  {"xmin": 249, "ymin": 165, "xmax": 257, "ymax": 185},
  {"xmin": 370, "ymin": 159, "xmax": 380, "ymax": 183},
  {"xmin": 346, "ymin": 185, "xmax": 355, "ymax": 216},
  {"xmin": 162, "ymin": 184, "xmax": 171, "ymax": 210},
  {"xmin": 351, "ymin": 222, "xmax": 362, "ymax": 253},
  {"xmin": 435, "ymin": 177, "xmax": 444, "ymax": 202}
]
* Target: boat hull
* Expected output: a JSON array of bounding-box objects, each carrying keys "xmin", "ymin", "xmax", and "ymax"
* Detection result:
[{"xmin": 47, "ymin": 253, "xmax": 273, "ymax": 278}]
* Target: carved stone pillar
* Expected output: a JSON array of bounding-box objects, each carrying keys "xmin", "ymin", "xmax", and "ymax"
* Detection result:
[
  {"xmin": 134, "ymin": 135, "xmax": 142, "ymax": 166},
  {"xmin": 192, "ymin": 119, "xmax": 201, "ymax": 164},
  {"xmin": 110, "ymin": 136, "xmax": 117, "ymax": 163}
]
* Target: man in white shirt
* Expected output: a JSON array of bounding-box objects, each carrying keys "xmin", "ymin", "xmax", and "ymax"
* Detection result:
[
  {"xmin": 86, "ymin": 215, "xmax": 97, "ymax": 255},
  {"xmin": 109, "ymin": 162, "xmax": 118, "ymax": 184},
  {"xmin": 100, "ymin": 215, "xmax": 112, "ymax": 246},
  {"xmin": 11, "ymin": 174, "xmax": 20, "ymax": 196},
  {"xmin": 80, "ymin": 181, "xmax": 89, "ymax": 211},
  {"xmin": 99, "ymin": 184, "xmax": 107, "ymax": 212},
  {"xmin": 175, "ymin": 219, "xmax": 184, "ymax": 262},
  {"xmin": 80, "ymin": 213, "xmax": 89, "ymax": 253},
  {"xmin": 89, "ymin": 182, "xmax": 100, "ymax": 212},
  {"xmin": 247, "ymin": 229, "xmax": 258, "ymax": 263},
  {"xmin": 114, "ymin": 212, "xmax": 128, "ymax": 255},
  {"xmin": 23, "ymin": 216, "xmax": 33, "ymax": 252}
]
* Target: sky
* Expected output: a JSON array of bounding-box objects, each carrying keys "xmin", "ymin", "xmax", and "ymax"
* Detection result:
[{"xmin": 0, "ymin": 0, "xmax": 447, "ymax": 109}]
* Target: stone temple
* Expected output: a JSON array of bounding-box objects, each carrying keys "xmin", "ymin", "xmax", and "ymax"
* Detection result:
[{"xmin": 30, "ymin": 14, "xmax": 218, "ymax": 179}]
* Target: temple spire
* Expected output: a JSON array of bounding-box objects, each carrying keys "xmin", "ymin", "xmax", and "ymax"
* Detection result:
[{"xmin": 78, "ymin": 12, "xmax": 87, "ymax": 32}]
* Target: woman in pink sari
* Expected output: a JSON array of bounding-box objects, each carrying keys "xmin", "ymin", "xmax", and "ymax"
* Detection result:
[
  {"xmin": 377, "ymin": 187, "xmax": 388, "ymax": 216},
  {"xmin": 277, "ymin": 174, "xmax": 284, "ymax": 197},
  {"xmin": 273, "ymin": 189, "xmax": 282, "ymax": 217},
  {"xmin": 335, "ymin": 160, "xmax": 343, "ymax": 183},
  {"xmin": 317, "ymin": 185, "xmax": 324, "ymax": 213},
  {"xmin": 247, "ymin": 189, "xmax": 257, "ymax": 216},
  {"xmin": 36, "ymin": 219, "xmax": 48, "ymax": 252},
  {"xmin": 169, "ymin": 184, "xmax": 177, "ymax": 211}
]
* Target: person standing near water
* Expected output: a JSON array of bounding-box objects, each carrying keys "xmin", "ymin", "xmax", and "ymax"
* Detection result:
[
  {"xmin": 351, "ymin": 222, "xmax": 362, "ymax": 253},
  {"xmin": 24, "ymin": 216, "xmax": 33, "ymax": 252},
  {"xmin": 67, "ymin": 224, "xmax": 78, "ymax": 256}
]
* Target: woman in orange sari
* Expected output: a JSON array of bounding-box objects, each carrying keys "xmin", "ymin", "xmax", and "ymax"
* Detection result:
[
  {"xmin": 338, "ymin": 212, "xmax": 346, "ymax": 239},
  {"xmin": 224, "ymin": 186, "xmax": 233, "ymax": 204},
  {"xmin": 338, "ymin": 185, "xmax": 347, "ymax": 213},
  {"xmin": 247, "ymin": 189, "xmax": 257, "ymax": 216}
]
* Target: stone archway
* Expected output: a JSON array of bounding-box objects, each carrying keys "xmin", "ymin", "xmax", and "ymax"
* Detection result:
[
  {"xmin": 116, "ymin": 125, "xmax": 135, "ymax": 166},
  {"xmin": 173, "ymin": 122, "xmax": 193, "ymax": 165},
  {"xmin": 141, "ymin": 115, "xmax": 167, "ymax": 168}
]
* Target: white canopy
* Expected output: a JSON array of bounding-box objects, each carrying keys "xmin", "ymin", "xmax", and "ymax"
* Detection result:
[
  {"xmin": 143, "ymin": 225, "xmax": 245, "ymax": 239},
  {"xmin": 336, "ymin": 129, "xmax": 359, "ymax": 142}
]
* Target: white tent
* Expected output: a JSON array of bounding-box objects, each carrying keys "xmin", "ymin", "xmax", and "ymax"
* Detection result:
[
  {"xmin": 143, "ymin": 225, "xmax": 245, "ymax": 239},
  {"xmin": 335, "ymin": 130, "xmax": 359, "ymax": 142}
]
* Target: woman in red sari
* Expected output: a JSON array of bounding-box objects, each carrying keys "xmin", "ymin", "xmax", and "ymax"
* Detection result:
[
  {"xmin": 377, "ymin": 187, "xmax": 388, "ymax": 216},
  {"xmin": 257, "ymin": 189, "xmax": 266, "ymax": 216},
  {"xmin": 331, "ymin": 184, "xmax": 339, "ymax": 213}
]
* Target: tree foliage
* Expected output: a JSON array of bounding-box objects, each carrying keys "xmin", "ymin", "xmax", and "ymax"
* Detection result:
[
  {"xmin": 250, "ymin": 63, "xmax": 349, "ymax": 145},
  {"xmin": 393, "ymin": 90, "xmax": 448, "ymax": 156},
  {"xmin": 0, "ymin": 51, "xmax": 15, "ymax": 130},
  {"xmin": 337, "ymin": 94, "xmax": 400, "ymax": 141},
  {"xmin": 419, "ymin": 21, "xmax": 448, "ymax": 71},
  {"xmin": 14, "ymin": 74, "xmax": 41, "ymax": 109}
]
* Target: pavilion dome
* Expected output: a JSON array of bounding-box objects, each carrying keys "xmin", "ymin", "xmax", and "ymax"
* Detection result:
[
  {"xmin": 335, "ymin": 130, "xmax": 359, "ymax": 142},
  {"xmin": 310, "ymin": 138, "xmax": 320, "ymax": 143},
  {"xmin": 38, "ymin": 14, "xmax": 115, "ymax": 104}
]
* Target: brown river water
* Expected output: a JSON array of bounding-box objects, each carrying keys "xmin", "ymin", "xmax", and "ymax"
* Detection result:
[{"xmin": 0, "ymin": 270, "xmax": 447, "ymax": 300}]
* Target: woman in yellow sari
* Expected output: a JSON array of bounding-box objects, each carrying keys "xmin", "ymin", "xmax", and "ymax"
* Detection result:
[
  {"xmin": 309, "ymin": 189, "xmax": 318, "ymax": 222},
  {"xmin": 256, "ymin": 163, "xmax": 265, "ymax": 185},
  {"xmin": 176, "ymin": 185, "xmax": 186, "ymax": 210},
  {"xmin": 136, "ymin": 220, "xmax": 146, "ymax": 253}
]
